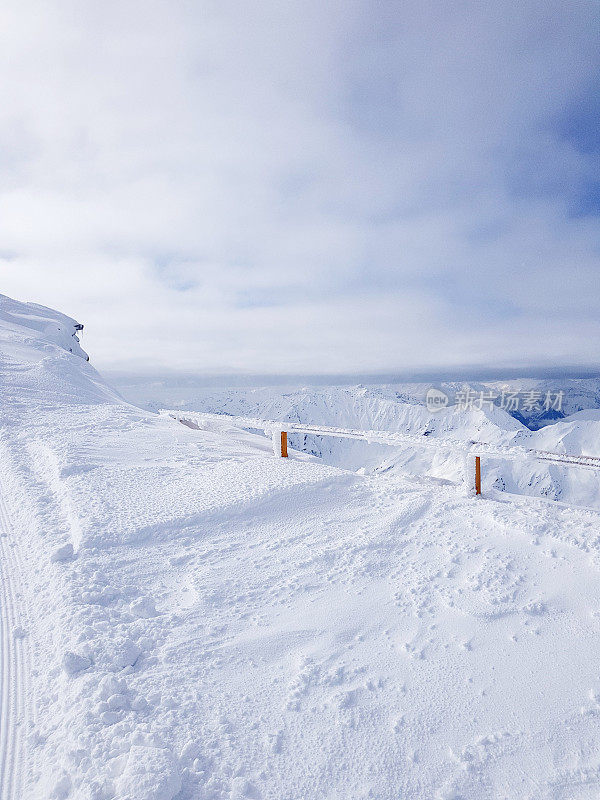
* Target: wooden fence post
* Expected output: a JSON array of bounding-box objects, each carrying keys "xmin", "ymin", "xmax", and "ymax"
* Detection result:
[
  {"xmin": 475, "ymin": 455, "xmax": 481, "ymax": 495},
  {"xmin": 281, "ymin": 431, "xmax": 288, "ymax": 458}
]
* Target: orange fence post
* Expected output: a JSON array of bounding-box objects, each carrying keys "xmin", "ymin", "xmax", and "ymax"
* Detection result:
[
  {"xmin": 281, "ymin": 431, "xmax": 288, "ymax": 458},
  {"xmin": 475, "ymin": 455, "xmax": 481, "ymax": 495}
]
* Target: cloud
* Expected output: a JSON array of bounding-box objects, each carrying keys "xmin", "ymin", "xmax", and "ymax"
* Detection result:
[{"xmin": 0, "ymin": 0, "xmax": 599, "ymax": 375}]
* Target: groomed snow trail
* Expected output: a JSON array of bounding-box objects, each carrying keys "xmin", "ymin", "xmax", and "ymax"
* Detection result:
[{"xmin": 0, "ymin": 485, "xmax": 32, "ymax": 800}]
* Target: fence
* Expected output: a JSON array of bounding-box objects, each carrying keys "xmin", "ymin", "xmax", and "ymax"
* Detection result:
[{"xmin": 162, "ymin": 409, "xmax": 600, "ymax": 498}]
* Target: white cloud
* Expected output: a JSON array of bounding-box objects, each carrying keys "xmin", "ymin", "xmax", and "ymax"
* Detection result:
[{"xmin": 0, "ymin": 0, "xmax": 598, "ymax": 375}]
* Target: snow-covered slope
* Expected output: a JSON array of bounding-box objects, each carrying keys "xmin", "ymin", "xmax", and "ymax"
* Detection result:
[{"xmin": 4, "ymin": 292, "xmax": 600, "ymax": 799}]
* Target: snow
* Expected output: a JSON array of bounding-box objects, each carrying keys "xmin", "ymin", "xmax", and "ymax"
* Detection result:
[
  {"xmin": 112, "ymin": 375, "xmax": 600, "ymax": 430},
  {"xmin": 116, "ymin": 745, "xmax": 182, "ymax": 800},
  {"xmin": 3, "ymin": 291, "xmax": 600, "ymax": 798},
  {"xmin": 62, "ymin": 651, "xmax": 92, "ymax": 676},
  {"xmin": 162, "ymin": 395, "xmax": 600, "ymax": 508}
]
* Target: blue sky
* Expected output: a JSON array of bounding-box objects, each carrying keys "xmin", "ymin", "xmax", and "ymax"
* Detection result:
[{"xmin": 0, "ymin": 0, "xmax": 599, "ymax": 375}]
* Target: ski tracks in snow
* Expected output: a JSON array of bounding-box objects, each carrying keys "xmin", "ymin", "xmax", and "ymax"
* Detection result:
[{"xmin": 0, "ymin": 485, "xmax": 33, "ymax": 800}]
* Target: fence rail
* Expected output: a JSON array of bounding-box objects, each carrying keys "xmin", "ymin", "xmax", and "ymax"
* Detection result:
[{"xmin": 162, "ymin": 409, "xmax": 600, "ymax": 497}]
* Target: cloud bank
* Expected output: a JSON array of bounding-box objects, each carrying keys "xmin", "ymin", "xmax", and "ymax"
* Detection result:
[{"xmin": 1, "ymin": 0, "xmax": 599, "ymax": 374}]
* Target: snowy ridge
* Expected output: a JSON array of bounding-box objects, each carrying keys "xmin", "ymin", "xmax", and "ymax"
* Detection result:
[{"xmin": 116, "ymin": 376, "xmax": 600, "ymax": 429}]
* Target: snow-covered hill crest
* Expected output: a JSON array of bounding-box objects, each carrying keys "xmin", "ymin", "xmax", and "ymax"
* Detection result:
[
  {"xmin": 0, "ymin": 292, "xmax": 88, "ymax": 360},
  {"xmin": 0, "ymin": 293, "xmax": 126, "ymax": 409}
]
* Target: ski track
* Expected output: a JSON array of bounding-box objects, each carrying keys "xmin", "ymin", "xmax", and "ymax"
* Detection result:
[{"xmin": 0, "ymin": 483, "xmax": 32, "ymax": 800}]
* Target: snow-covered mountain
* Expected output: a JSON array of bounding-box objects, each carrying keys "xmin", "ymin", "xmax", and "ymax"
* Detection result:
[
  {"xmin": 115, "ymin": 375, "xmax": 600, "ymax": 430},
  {"xmin": 4, "ymin": 291, "xmax": 600, "ymax": 800}
]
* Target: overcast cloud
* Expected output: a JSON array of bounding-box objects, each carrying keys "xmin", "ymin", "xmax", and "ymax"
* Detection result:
[{"xmin": 1, "ymin": 0, "xmax": 599, "ymax": 375}]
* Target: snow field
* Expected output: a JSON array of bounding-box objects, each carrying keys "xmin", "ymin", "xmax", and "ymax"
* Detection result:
[
  {"xmin": 8, "ymin": 407, "xmax": 600, "ymax": 799},
  {"xmin": 3, "ymin": 293, "xmax": 600, "ymax": 798}
]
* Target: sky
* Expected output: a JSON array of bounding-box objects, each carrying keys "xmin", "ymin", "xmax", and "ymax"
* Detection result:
[{"xmin": 0, "ymin": 0, "xmax": 599, "ymax": 376}]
